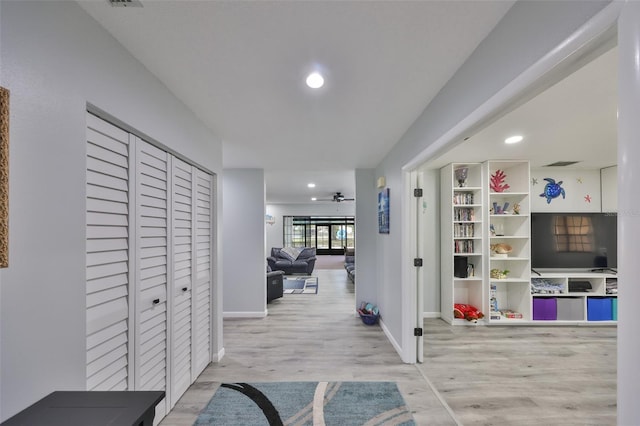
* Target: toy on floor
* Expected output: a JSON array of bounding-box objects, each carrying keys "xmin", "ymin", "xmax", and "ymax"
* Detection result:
[{"xmin": 453, "ymin": 303, "xmax": 484, "ymax": 322}]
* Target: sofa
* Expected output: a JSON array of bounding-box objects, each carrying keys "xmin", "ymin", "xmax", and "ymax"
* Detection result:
[
  {"xmin": 267, "ymin": 268, "xmax": 285, "ymax": 303},
  {"xmin": 344, "ymin": 247, "xmax": 355, "ymax": 283},
  {"xmin": 267, "ymin": 247, "xmax": 317, "ymax": 275}
]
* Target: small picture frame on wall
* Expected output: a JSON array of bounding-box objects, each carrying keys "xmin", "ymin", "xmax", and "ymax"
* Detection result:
[{"xmin": 378, "ymin": 188, "xmax": 390, "ymax": 234}]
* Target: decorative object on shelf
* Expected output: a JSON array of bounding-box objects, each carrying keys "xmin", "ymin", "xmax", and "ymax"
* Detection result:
[
  {"xmin": 539, "ymin": 177, "xmax": 565, "ymax": 204},
  {"xmin": 453, "ymin": 303, "xmax": 484, "ymax": 322},
  {"xmin": 584, "ymin": 194, "xmax": 592, "ymax": 203},
  {"xmin": 490, "ymin": 243, "xmax": 512, "ymax": 258},
  {"xmin": 490, "ymin": 169, "xmax": 510, "ymax": 192},
  {"xmin": 512, "ymin": 203, "xmax": 520, "ymax": 215},
  {"xmin": 492, "ymin": 201, "xmax": 510, "ymax": 214},
  {"xmin": 378, "ymin": 188, "xmax": 390, "ymax": 234},
  {"xmin": 490, "ymin": 268, "xmax": 510, "ymax": 279},
  {"xmin": 454, "ymin": 166, "xmax": 469, "ymax": 187},
  {"xmin": 265, "ymin": 214, "xmax": 276, "ymax": 225}
]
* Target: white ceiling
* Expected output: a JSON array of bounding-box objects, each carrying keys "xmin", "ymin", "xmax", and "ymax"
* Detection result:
[
  {"xmin": 77, "ymin": 0, "xmax": 514, "ymax": 203},
  {"xmin": 426, "ymin": 46, "xmax": 618, "ymax": 171}
]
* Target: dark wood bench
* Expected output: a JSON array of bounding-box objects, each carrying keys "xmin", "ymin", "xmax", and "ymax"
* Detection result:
[{"xmin": 1, "ymin": 391, "xmax": 165, "ymax": 426}]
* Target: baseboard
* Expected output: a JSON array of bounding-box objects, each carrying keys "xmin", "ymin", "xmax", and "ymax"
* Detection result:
[
  {"xmin": 223, "ymin": 310, "xmax": 267, "ymax": 319},
  {"xmin": 212, "ymin": 347, "xmax": 225, "ymax": 363},
  {"xmin": 423, "ymin": 312, "xmax": 441, "ymax": 319},
  {"xmin": 379, "ymin": 318, "xmax": 403, "ymax": 360}
]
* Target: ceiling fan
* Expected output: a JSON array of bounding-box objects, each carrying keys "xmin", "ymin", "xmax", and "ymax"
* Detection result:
[{"xmin": 315, "ymin": 192, "xmax": 355, "ymax": 202}]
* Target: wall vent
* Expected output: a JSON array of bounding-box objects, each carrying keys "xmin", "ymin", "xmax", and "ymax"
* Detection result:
[
  {"xmin": 543, "ymin": 161, "xmax": 580, "ymax": 167},
  {"xmin": 109, "ymin": 0, "xmax": 143, "ymax": 7}
]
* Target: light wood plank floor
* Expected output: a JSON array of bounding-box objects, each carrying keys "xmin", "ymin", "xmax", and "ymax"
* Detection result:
[{"xmin": 161, "ymin": 268, "xmax": 616, "ymax": 425}]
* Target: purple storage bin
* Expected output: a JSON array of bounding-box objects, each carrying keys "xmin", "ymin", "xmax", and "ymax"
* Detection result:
[{"xmin": 533, "ymin": 297, "xmax": 557, "ymax": 320}]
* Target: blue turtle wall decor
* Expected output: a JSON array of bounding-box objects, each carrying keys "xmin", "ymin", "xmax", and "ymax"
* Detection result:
[{"xmin": 540, "ymin": 178, "xmax": 565, "ymax": 203}]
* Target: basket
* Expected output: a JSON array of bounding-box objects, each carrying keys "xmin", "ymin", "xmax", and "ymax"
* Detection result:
[{"xmin": 358, "ymin": 309, "xmax": 379, "ymax": 325}]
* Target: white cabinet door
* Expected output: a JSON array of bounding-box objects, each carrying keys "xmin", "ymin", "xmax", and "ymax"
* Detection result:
[
  {"xmin": 86, "ymin": 114, "xmax": 215, "ymax": 420},
  {"xmin": 170, "ymin": 157, "xmax": 193, "ymax": 403},
  {"xmin": 134, "ymin": 138, "xmax": 169, "ymax": 418},
  {"xmin": 193, "ymin": 169, "xmax": 212, "ymax": 377},
  {"xmin": 86, "ymin": 113, "xmax": 131, "ymax": 391}
]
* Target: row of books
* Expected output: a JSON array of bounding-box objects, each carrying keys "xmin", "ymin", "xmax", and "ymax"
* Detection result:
[
  {"xmin": 454, "ymin": 223, "xmax": 475, "ymax": 237},
  {"xmin": 490, "ymin": 310, "xmax": 523, "ymax": 320},
  {"xmin": 453, "ymin": 193, "xmax": 474, "ymax": 205},
  {"xmin": 454, "ymin": 208, "xmax": 475, "ymax": 221},
  {"xmin": 454, "ymin": 240, "xmax": 474, "ymax": 253}
]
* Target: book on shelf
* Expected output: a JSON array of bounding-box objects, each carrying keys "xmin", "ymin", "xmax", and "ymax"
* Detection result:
[
  {"xmin": 454, "ymin": 240, "xmax": 474, "ymax": 253},
  {"xmin": 453, "ymin": 208, "xmax": 475, "ymax": 221},
  {"xmin": 453, "ymin": 193, "xmax": 474, "ymax": 205},
  {"xmin": 501, "ymin": 309, "xmax": 523, "ymax": 319},
  {"xmin": 454, "ymin": 223, "xmax": 474, "ymax": 237}
]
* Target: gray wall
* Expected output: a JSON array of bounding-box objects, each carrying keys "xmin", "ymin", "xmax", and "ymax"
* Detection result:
[
  {"xmin": 372, "ymin": 0, "xmax": 610, "ymax": 350},
  {"xmin": 0, "ymin": 1, "xmax": 223, "ymax": 420},
  {"xmin": 223, "ymin": 169, "xmax": 266, "ymax": 316},
  {"xmin": 354, "ymin": 169, "xmax": 377, "ymax": 307}
]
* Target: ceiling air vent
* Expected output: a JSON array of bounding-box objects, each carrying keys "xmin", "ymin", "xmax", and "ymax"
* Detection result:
[
  {"xmin": 109, "ymin": 0, "xmax": 143, "ymax": 7},
  {"xmin": 543, "ymin": 161, "xmax": 581, "ymax": 167}
]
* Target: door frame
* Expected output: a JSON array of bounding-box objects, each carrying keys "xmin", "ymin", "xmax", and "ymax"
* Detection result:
[{"xmin": 400, "ymin": 2, "xmax": 621, "ymax": 363}]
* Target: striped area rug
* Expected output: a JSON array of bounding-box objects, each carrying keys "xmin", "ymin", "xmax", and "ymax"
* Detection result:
[{"xmin": 194, "ymin": 381, "xmax": 415, "ymax": 425}]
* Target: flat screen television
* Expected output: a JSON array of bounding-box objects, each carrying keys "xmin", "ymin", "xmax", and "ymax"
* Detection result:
[{"xmin": 530, "ymin": 212, "xmax": 617, "ymax": 270}]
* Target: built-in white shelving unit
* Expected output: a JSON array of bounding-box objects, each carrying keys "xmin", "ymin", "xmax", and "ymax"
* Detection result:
[
  {"xmin": 484, "ymin": 161, "xmax": 531, "ymax": 323},
  {"xmin": 530, "ymin": 272, "xmax": 617, "ymax": 323},
  {"xmin": 440, "ymin": 159, "xmax": 618, "ymax": 326},
  {"xmin": 440, "ymin": 163, "xmax": 485, "ymax": 324}
]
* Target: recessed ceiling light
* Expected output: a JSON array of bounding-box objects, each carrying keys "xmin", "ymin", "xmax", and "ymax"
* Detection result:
[
  {"xmin": 311, "ymin": 197, "xmax": 317, "ymax": 201},
  {"xmin": 505, "ymin": 135, "xmax": 524, "ymax": 144},
  {"xmin": 306, "ymin": 72, "xmax": 324, "ymax": 89},
  {"xmin": 307, "ymin": 183, "xmax": 316, "ymax": 188}
]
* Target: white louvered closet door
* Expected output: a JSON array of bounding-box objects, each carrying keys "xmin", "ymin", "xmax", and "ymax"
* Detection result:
[
  {"xmin": 85, "ymin": 113, "xmax": 132, "ymax": 391},
  {"xmin": 192, "ymin": 169, "xmax": 212, "ymax": 377},
  {"xmin": 170, "ymin": 158, "xmax": 193, "ymax": 402},
  {"xmin": 134, "ymin": 138, "xmax": 169, "ymax": 419},
  {"xmin": 87, "ymin": 113, "xmax": 215, "ymax": 421}
]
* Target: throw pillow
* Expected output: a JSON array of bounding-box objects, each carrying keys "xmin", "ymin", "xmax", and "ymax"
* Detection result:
[{"xmin": 280, "ymin": 246, "xmax": 302, "ymax": 262}]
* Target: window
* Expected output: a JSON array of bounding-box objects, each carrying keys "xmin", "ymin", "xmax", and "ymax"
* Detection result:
[{"xmin": 283, "ymin": 216, "xmax": 354, "ymax": 254}]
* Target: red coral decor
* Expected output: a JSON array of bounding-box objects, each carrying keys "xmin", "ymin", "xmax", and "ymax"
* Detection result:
[
  {"xmin": 453, "ymin": 303, "xmax": 485, "ymax": 322},
  {"xmin": 490, "ymin": 169, "xmax": 510, "ymax": 193}
]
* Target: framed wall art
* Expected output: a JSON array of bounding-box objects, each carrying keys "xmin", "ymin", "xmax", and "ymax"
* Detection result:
[
  {"xmin": 378, "ymin": 188, "xmax": 389, "ymax": 234},
  {"xmin": 0, "ymin": 87, "xmax": 8, "ymax": 268}
]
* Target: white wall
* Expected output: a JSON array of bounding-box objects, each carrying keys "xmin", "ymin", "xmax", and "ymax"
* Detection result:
[
  {"xmin": 223, "ymin": 169, "xmax": 266, "ymax": 316},
  {"xmin": 354, "ymin": 169, "xmax": 377, "ymax": 307},
  {"xmin": 530, "ymin": 168, "xmax": 601, "ymax": 212},
  {"xmin": 601, "ymin": 165, "xmax": 617, "ymax": 212},
  {"xmin": 0, "ymin": 1, "xmax": 223, "ymax": 420},
  {"xmin": 265, "ymin": 202, "xmax": 355, "ymax": 253},
  {"xmin": 372, "ymin": 0, "xmax": 610, "ymax": 355}
]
